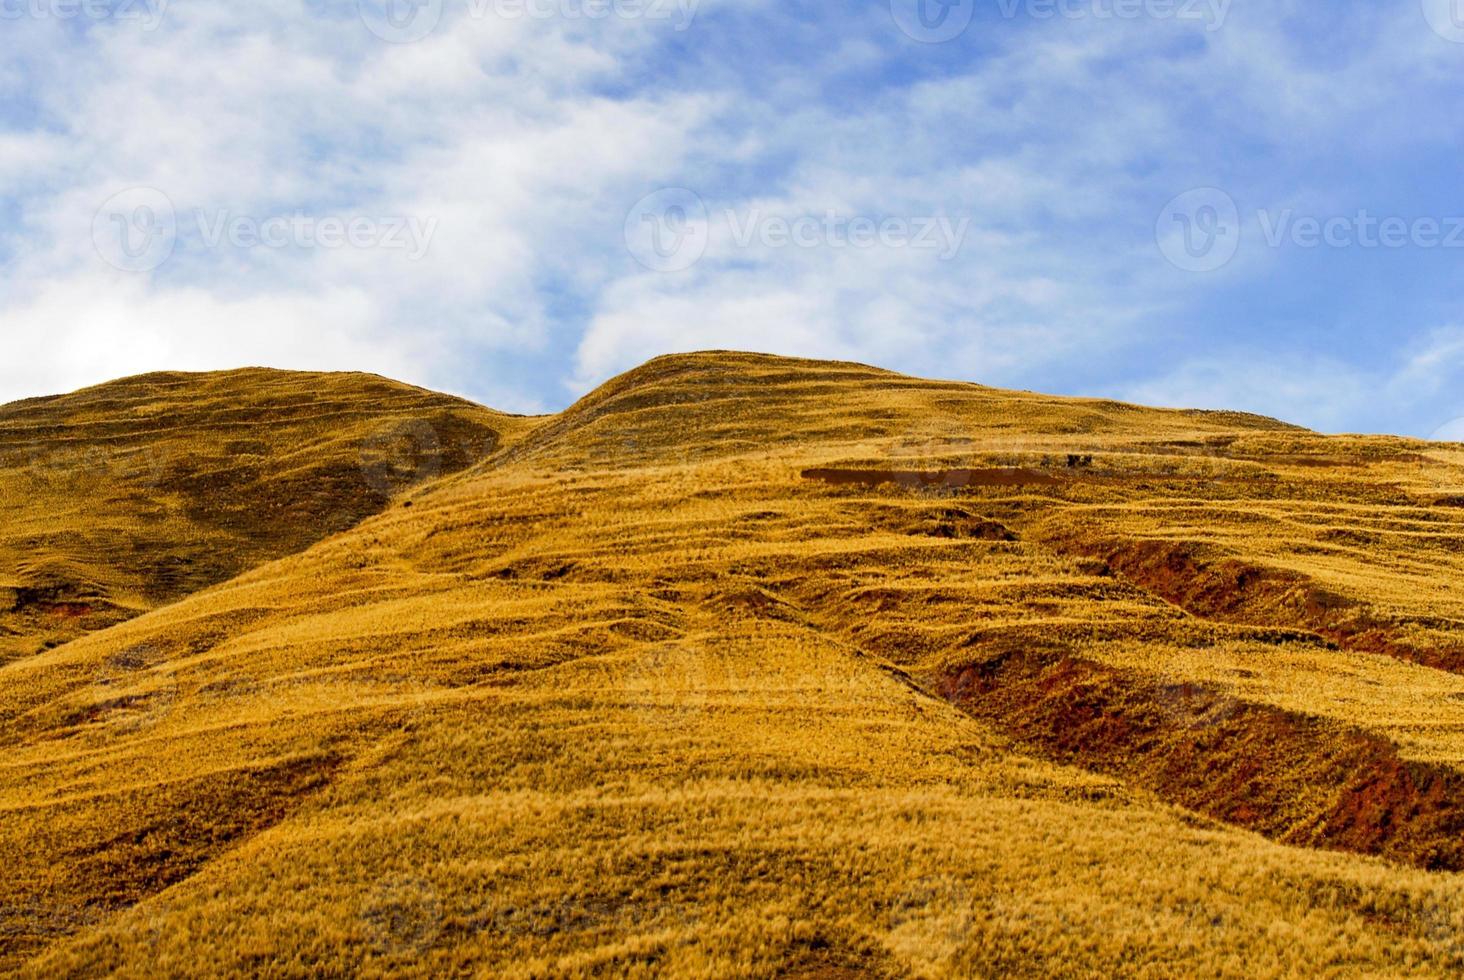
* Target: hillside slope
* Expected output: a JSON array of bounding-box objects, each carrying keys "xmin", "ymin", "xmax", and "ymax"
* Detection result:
[
  {"xmin": 4, "ymin": 352, "xmax": 1464, "ymax": 977},
  {"xmin": 0, "ymin": 369, "xmax": 527, "ymax": 663}
]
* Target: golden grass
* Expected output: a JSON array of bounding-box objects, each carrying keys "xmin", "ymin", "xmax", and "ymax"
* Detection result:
[
  {"xmin": 0, "ymin": 368, "xmax": 520, "ymax": 662},
  {"xmin": 4, "ymin": 351, "xmax": 1464, "ymax": 976}
]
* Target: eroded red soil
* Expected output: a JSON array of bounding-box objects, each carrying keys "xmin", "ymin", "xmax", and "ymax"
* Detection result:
[{"xmin": 936, "ymin": 643, "xmax": 1464, "ymax": 871}]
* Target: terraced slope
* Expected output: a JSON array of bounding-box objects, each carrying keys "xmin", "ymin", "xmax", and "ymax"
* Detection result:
[
  {"xmin": 4, "ymin": 352, "xmax": 1464, "ymax": 977},
  {"xmin": 0, "ymin": 369, "xmax": 525, "ymax": 662}
]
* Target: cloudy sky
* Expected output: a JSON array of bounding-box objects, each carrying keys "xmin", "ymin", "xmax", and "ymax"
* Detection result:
[{"xmin": 3, "ymin": 0, "xmax": 1464, "ymax": 435}]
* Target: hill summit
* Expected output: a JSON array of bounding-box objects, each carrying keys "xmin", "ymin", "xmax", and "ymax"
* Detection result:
[{"xmin": 3, "ymin": 352, "xmax": 1464, "ymax": 977}]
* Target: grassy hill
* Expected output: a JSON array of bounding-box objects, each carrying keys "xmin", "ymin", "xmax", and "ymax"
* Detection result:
[
  {"xmin": 4, "ymin": 352, "xmax": 1464, "ymax": 977},
  {"xmin": 0, "ymin": 368, "xmax": 525, "ymax": 663}
]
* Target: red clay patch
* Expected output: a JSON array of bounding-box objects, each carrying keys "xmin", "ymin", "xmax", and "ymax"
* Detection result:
[
  {"xmin": 801, "ymin": 467, "xmax": 1264, "ymax": 491},
  {"xmin": 936, "ymin": 642, "xmax": 1464, "ymax": 871},
  {"xmin": 1053, "ymin": 536, "xmax": 1464, "ymax": 674},
  {"xmin": 802, "ymin": 467, "xmax": 1064, "ymax": 489}
]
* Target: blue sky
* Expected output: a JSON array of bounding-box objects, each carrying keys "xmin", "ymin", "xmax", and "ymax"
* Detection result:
[{"xmin": 3, "ymin": 0, "xmax": 1464, "ymax": 436}]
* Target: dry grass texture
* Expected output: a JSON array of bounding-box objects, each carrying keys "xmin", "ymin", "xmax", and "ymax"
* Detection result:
[
  {"xmin": 4, "ymin": 351, "xmax": 1464, "ymax": 977},
  {"xmin": 0, "ymin": 368, "xmax": 517, "ymax": 662}
]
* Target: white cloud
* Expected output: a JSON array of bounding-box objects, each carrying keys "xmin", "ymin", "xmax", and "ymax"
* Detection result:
[
  {"xmin": 0, "ymin": 274, "xmax": 421, "ymax": 402},
  {"xmin": 2, "ymin": 0, "xmax": 1462, "ymax": 432},
  {"xmin": 1117, "ymin": 356, "xmax": 1367, "ymax": 431},
  {"xmin": 1117, "ymin": 327, "xmax": 1464, "ymax": 436},
  {"xmin": 0, "ymin": 7, "xmax": 712, "ymax": 407}
]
